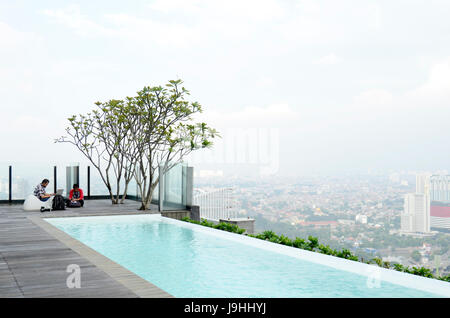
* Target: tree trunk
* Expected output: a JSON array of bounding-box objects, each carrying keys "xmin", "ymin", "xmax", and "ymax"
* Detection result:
[
  {"xmin": 120, "ymin": 179, "xmax": 130, "ymax": 204},
  {"xmin": 107, "ymin": 184, "xmax": 118, "ymax": 204},
  {"xmin": 138, "ymin": 183, "xmax": 156, "ymax": 210}
]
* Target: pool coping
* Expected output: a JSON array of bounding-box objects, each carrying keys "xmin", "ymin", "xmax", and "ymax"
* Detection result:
[{"xmin": 28, "ymin": 215, "xmax": 174, "ymax": 298}]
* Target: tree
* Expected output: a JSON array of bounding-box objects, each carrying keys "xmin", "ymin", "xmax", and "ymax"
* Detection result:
[
  {"xmin": 56, "ymin": 99, "xmax": 137, "ymax": 204},
  {"xmin": 125, "ymin": 80, "xmax": 219, "ymax": 210},
  {"xmin": 57, "ymin": 79, "xmax": 218, "ymax": 209}
]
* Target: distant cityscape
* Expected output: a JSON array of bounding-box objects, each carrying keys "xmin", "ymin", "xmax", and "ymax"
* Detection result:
[{"xmin": 195, "ymin": 170, "xmax": 450, "ymax": 277}]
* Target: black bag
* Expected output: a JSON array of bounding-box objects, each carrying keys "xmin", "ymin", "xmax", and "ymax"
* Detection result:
[{"xmin": 52, "ymin": 195, "xmax": 66, "ymax": 211}]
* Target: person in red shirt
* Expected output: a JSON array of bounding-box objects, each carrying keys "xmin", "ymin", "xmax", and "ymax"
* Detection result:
[{"xmin": 67, "ymin": 183, "xmax": 84, "ymax": 207}]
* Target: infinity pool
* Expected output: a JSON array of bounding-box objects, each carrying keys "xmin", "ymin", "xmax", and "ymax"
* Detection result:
[{"xmin": 46, "ymin": 214, "xmax": 448, "ymax": 297}]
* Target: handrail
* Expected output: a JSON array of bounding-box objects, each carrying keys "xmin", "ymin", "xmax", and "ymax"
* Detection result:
[{"xmin": 193, "ymin": 187, "xmax": 237, "ymax": 221}]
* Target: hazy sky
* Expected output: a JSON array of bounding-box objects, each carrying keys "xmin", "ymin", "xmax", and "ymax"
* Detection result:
[{"xmin": 1, "ymin": 0, "xmax": 450, "ymax": 177}]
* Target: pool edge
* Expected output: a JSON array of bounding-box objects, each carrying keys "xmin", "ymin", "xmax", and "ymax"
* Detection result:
[
  {"xmin": 28, "ymin": 215, "xmax": 174, "ymax": 298},
  {"xmin": 161, "ymin": 216, "xmax": 450, "ymax": 298}
]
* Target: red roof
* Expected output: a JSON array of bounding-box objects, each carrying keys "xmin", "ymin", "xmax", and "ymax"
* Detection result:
[{"xmin": 431, "ymin": 205, "xmax": 450, "ymax": 218}]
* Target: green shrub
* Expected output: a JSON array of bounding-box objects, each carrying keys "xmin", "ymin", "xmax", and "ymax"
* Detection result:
[
  {"xmin": 269, "ymin": 236, "xmax": 280, "ymax": 243},
  {"xmin": 336, "ymin": 249, "xmax": 358, "ymax": 261},
  {"xmin": 410, "ymin": 266, "xmax": 434, "ymax": 278},
  {"xmin": 306, "ymin": 236, "xmax": 319, "ymax": 251},
  {"xmin": 317, "ymin": 244, "xmax": 336, "ymax": 256},
  {"xmin": 370, "ymin": 257, "xmax": 383, "ymax": 267},
  {"xmin": 278, "ymin": 235, "xmax": 293, "ymax": 246},
  {"xmin": 214, "ymin": 222, "xmax": 246, "ymax": 234},
  {"xmin": 393, "ymin": 263, "xmax": 405, "ymax": 272},
  {"xmin": 200, "ymin": 219, "xmax": 215, "ymax": 227},
  {"xmin": 292, "ymin": 237, "xmax": 307, "ymax": 249},
  {"xmin": 261, "ymin": 230, "xmax": 278, "ymax": 241},
  {"xmin": 439, "ymin": 275, "xmax": 450, "ymax": 282}
]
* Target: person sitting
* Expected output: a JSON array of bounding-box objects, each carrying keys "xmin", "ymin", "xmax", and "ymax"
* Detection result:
[
  {"xmin": 67, "ymin": 183, "xmax": 84, "ymax": 207},
  {"xmin": 33, "ymin": 179, "xmax": 55, "ymax": 202}
]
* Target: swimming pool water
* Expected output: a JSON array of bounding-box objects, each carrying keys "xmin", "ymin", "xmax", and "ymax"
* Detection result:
[{"xmin": 46, "ymin": 215, "xmax": 444, "ymax": 298}]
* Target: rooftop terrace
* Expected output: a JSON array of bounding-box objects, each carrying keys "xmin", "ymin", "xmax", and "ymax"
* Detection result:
[{"xmin": 0, "ymin": 200, "xmax": 173, "ymax": 298}]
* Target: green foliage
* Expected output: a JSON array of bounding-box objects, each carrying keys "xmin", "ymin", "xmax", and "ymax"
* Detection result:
[
  {"xmin": 317, "ymin": 244, "xmax": 336, "ymax": 256},
  {"xmin": 439, "ymin": 275, "xmax": 450, "ymax": 282},
  {"xmin": 293, "ymin": 237, "xmax": 308, "ymax": 249},
  {"xmin": 181, "ymin": 217, "xmax": 245, "ymax": 234},
  {"xmin": 393, "ymin": 263, "xmax": 405, "ymax": 272},
  {"xmin": 335, "ymin": 249, "xmax": 359, "ymax": 261},
  {"xmin": 214, "ymin": 222, "xmax": 246, "ymax": 234},
  {"xmin": 307, "ymin": 236, "xmax": 319, "ymax": 251},
  {"xmin": 410, "ymin": 266, "xmax": 434, "ymax": 278},
  {"xmin": 370, "ymin": 257, "xmax": 383, "ymax": 267},
  {"xmin": 261, "ymin": 231, "xmax": 278, "ymax": 240},
  {"xmin": 181, "ymin": 217, "xmax": 449, "ymax": 282},
  {"xmin": 278, "ymin": 235, "xmax": 293, "ymax": 246}
]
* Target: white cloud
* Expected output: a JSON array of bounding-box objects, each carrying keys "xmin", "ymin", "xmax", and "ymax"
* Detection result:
[
  {"xmin": 0, "ymin": 21, "xmax": 29, "ymax": 47},
  {"xmin": 353, "ymin": 89, "xmax": 393, "ymax": 109},
  {"xmin": 347, "ymin": 57, "xmax": 450, "ymax": 119},
  {"xmin": 103, "ymin": 13, "xmax": 201, "ymax": 48},
  {"xmin": 195, "ymin": 103, "xmax": 301, "ymax": 129},
  {"xmin": 41, "ymin": 5, "xmax": 114, "ymax": 37},
  {"xmin": 148, "ymin": 0, "xmax": 286, "ymax": 22},
  {"xmin": 195, "ymin": 55, "xmax": 450, "ymax": 134},
  {"xmin": 41, "ymin": 1, "xmax": 286, "ymax": 48},
  {"xmin": 313, "ymin": 53, "xmax": 342, "ymax": 65},
  {"xmin": 405, "ymin": 57, "xmax": 450, "ymax": 106}
]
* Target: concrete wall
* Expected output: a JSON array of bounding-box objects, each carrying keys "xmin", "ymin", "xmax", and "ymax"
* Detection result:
[
  {"xmin": 161, "ymin": 211, "xmax": 190, "ymax": 221},
  {"xmin": 219, "ymin": 218, "xmax": 255, "ymax": 234}
]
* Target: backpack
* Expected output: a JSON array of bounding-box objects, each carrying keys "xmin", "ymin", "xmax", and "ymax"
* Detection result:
[{"xmin": 52, "ymin": 194, "xmax": 66, "ymax": 211}]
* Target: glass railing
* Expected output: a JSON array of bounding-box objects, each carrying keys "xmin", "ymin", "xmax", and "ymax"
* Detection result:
[
  {"xmin": 160, "ymin": 162, "xmax": 189, "ymax": 210},
  {"xmin": 0, "ymin": 164, "xmax": 9, "ymax": 200},
  {"xmin": 89, "ymin": 166, "xmax": 113, "ymax": 196},
  {"xmin": 12, "ymin": 163, "xmax": 54, "ymax": 200},
  {"xmin": 0, "ymin": 162, "xmax": 192, "ymax": 211}
]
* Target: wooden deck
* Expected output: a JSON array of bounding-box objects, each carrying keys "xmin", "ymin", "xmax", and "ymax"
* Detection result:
[{"xmin": 0, "ymin": 200, "xmax": 173, "ymax": 298}]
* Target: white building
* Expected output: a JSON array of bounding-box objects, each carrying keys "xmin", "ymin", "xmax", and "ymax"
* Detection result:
[
  {"xmin": 355, "ymin": 214, "xmax": 368, "ymax": 224},
  {"xmin": 401, "ymin": 193, "xmax": 430, "ymax": 233},
  {"xmin": 416, "ymin": 173, "xmax": 431, "ymax": 195},
  {"xmin": 430, "ymin": 175, "xmax": 450, "ymax": 201}
]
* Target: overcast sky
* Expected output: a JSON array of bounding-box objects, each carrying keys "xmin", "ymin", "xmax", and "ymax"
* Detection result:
[{"xmin": 1, "ymin": 0, "xmax": 450, "ymax": 177}]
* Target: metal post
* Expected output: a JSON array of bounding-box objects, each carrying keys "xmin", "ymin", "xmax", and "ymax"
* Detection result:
[
  {"xmin": 8, "ymin": 165, "xmax": 12, "ymax": 203},
  {"xmin": 53, "ymin": 166, "xmax": 57, "ymax": 194},
  {"xmin": 159, "ymin": 165, "xmax": 164, "ymax": 212},
  {"xmin": 75, "ymin": 165, "xmax": 79, "ymax": 185},
  {"xmin": 186, "ymin": 167, "xmax": 193, "ymax": 207},
  {"xmin": 182, "ymin": 165, "xmax": 187, "ymax": 207},
  {"xmin": 87, "ymin": 166, "xmax": 91, "ymax": 199}
]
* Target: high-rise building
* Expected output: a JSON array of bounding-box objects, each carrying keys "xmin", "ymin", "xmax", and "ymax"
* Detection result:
[
  {"xmin": 430, "ymin": 175, "xmax": 450, "ymax": 201},
  {"xmin": 401, "ymin": 193, "xmax": 430, "ymax": 233},
  {"xmin": 416, "ymin": 173, "xmax": 431, "ymax": 194},
  {"xmin": 430, "ymin": 175, "xmax": 450, "ymax": 231}
]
